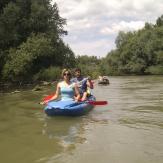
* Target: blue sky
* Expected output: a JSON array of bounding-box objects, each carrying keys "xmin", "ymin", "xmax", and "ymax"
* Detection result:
[{"xmin": 53, "ymin": 0, "xmax": 163, "ymax": 57}]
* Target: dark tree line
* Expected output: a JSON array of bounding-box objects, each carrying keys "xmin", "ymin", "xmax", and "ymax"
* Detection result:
[{"xmin": 0, "ymin": 0, "xmax": 76, "ymax": 83}]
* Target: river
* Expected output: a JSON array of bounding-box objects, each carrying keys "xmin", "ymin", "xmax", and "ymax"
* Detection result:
[{"xmin": 0, "ymin": 76, "xmax": 163, "ymax": 163}]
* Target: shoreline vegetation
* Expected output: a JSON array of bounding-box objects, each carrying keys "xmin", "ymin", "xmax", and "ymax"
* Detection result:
[
  {"xmin": 1, "ymin": 74, "xmax": 163, "ymax": 94},
  {"xmin": 0, "ymin": 1, "xmax": 163, "ymax": 91}
]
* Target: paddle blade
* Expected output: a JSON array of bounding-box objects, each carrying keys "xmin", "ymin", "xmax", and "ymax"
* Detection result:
[
  {"xmin": 43, "ymin": 94, "xmax": 55, "ymax": 102},
  {"xmin": 88, "ymin": 101, "xmax": 108, "ymax": 105}
]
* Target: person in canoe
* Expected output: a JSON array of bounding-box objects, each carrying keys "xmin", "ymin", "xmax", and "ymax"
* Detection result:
[
  {"xmin": 41, "ymin": 69, "xmax": 81, "ymax": 105},
  {"xmin": 71, "ymin": 68, "xmax": 94, "ymax": 101},
  {"xmin": 98, "ymin": 75, "xmax": 109, "ymax": 85}
]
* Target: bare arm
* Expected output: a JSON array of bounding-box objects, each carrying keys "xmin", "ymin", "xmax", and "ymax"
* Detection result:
[
  {"xmin": 87, "ymin": 78, "xmax": 94, "ymax": 89},
  {"xmin": 74, "ymin": 84, "xmax": 81, "ymax": 101},
  {"xmin": 41, "ymin": 83, "xmax": 60, "ymax": 104},
  {"xmin": 49, "ymin": 83, "xmax": 60, "ymax": 101}
]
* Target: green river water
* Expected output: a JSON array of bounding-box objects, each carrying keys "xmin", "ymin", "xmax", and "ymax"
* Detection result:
[{"xmin": 0, "ymin": 76, "xmax": 163, "ymax": 163}]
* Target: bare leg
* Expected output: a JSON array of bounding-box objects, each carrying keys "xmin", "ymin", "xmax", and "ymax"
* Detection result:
[{"xmin": 81, "ymin": 92, "xmax": 87, "ymax": 101}]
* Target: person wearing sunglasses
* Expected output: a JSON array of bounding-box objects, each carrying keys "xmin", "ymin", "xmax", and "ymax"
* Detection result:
[
  {"xmin": 42, "ymin": 69, "xmax": 80, "ymax": 104},
  {"xmin": 71, "ymin": 68, "xmax": 94, "ymax": 101}
]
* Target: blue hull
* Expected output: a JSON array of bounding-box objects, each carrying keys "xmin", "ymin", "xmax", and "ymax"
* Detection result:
[{"xmin": 44, "ymin": 96, "xmax": 95, "ymax": 116}]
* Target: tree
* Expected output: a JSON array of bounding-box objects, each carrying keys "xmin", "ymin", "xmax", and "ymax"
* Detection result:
[
  {"xmin": 101, "ymin": 14, "xmax": 163, "ymax": 75},
  {"xmin": 115, "ymin": 31, "xmax": 134, "ymax": 49},
  {"xmin": 0, "ymin": 0, "xmax": 75, "ymax": 83},
  {"xmin": 156, "ymin": 15, "xmax": 163, "ymax": 27}
]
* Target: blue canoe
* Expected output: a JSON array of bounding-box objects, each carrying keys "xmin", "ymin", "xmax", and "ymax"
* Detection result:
[{"xmin": 44, "ymin": 95, "xmax": 96, "ymax": 116}]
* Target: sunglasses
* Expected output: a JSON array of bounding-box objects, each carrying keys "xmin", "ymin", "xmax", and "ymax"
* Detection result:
[{"xmin": 63, "ymin": 73, "xmax": 71, "ymax": 76}]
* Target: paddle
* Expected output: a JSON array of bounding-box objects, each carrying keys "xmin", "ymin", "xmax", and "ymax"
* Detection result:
[
  {"xmin": 41, "ymin": 94, "xmax": 108, "ymax": 106},
  {"xmin": 78, "ymin": 99, "xmax": 108, "ymax": 105},
  {"xmin": 38, "ymin": 93, "xmax": 55, "ymax": 105},
  {"xmin": 43, "ymin": 93, "xmax": 55, "ymax": 102},
  {"xmin": 88, "ymin": 101, "xmax": 108, "ymax": 105}
]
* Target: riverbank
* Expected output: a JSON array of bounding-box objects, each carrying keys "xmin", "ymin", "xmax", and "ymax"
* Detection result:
[{"xmin": 0, "ymin": 81, "xmax": 57, "ymax": 94}]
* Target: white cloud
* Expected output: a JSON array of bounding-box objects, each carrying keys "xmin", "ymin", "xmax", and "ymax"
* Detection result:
[
  {"xmin": 67, "ymin": 38, "xmax": 115, "ymax": 56},
  {"xmin": 100, "ymin": 21, "xmax": 145, "ymax": 35},
  {"xmin": 53, "ymin": 0, "xmax": 163, "ymax": 57}
]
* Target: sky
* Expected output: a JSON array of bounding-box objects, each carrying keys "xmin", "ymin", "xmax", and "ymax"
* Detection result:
[{"xmin": 53, "ymin": 0, "xmax": 163, "ymax": 57}]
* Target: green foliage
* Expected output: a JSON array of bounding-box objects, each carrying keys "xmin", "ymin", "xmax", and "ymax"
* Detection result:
[
  {"xmin": 156, "ymin": 15, "xmax": 163, "ymax": 27},
  {"xmin": 33, "ymin": 66, "xmax": 61, "ymax": 81},
  {"xmin": 156, "ymin": 51, "xmax": 163, "ymax": 65},
  {"xmin": 0, "ymin": 0, "xmax": 75, "ymax": 83},
  {"xmin": 2, "ymin": 34, "xmax": 54, "ymax": 82},
  {"xmin": 75, "ymin": 55, "xmax": 101, "ymax": 78},
  {"xmin": 55, "ymin": 41, "xmax": 76, "ymax": 68},
  {"xmin": 100, "ymin": 14, "xmax": 163, "ymax": 75},
  {"xmin": 115, "ymin": 31, "xmax": 134, "ymax": 49},
  {"xmin": 0, "ymin": 2, "xmax": 21, "ymax": 49},
  {"xmin": 124, "ymin": 59, "xmax": 146, "ymax": 74},
  {"xmin": 100, "ymin": 50, "xmax": 121, "ymax": 75},
  {"xmin": 145, "ymin": 65, "xmax": 163, "ymax": 75}
]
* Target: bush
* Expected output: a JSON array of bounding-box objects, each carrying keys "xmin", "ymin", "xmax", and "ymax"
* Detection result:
[
  {"xmin": 2, "ymin": 34, "xmax": 54, "ymax": 82},
  {"xmin": 33, "ymin": 66, "xmax": 61, "ymax": 81},
  {"xmin": 145, "ymin": 65, "xmax": 163, "ymax": 75}
]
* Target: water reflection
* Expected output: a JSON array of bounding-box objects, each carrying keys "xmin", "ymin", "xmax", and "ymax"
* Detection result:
[
  {"xmin": 42, "ymin": 116, "xmax": 86, "ymax": 150},
  {"xmin": 42, "ymin": 116, "xmax": 86, "ymax": 159}
]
